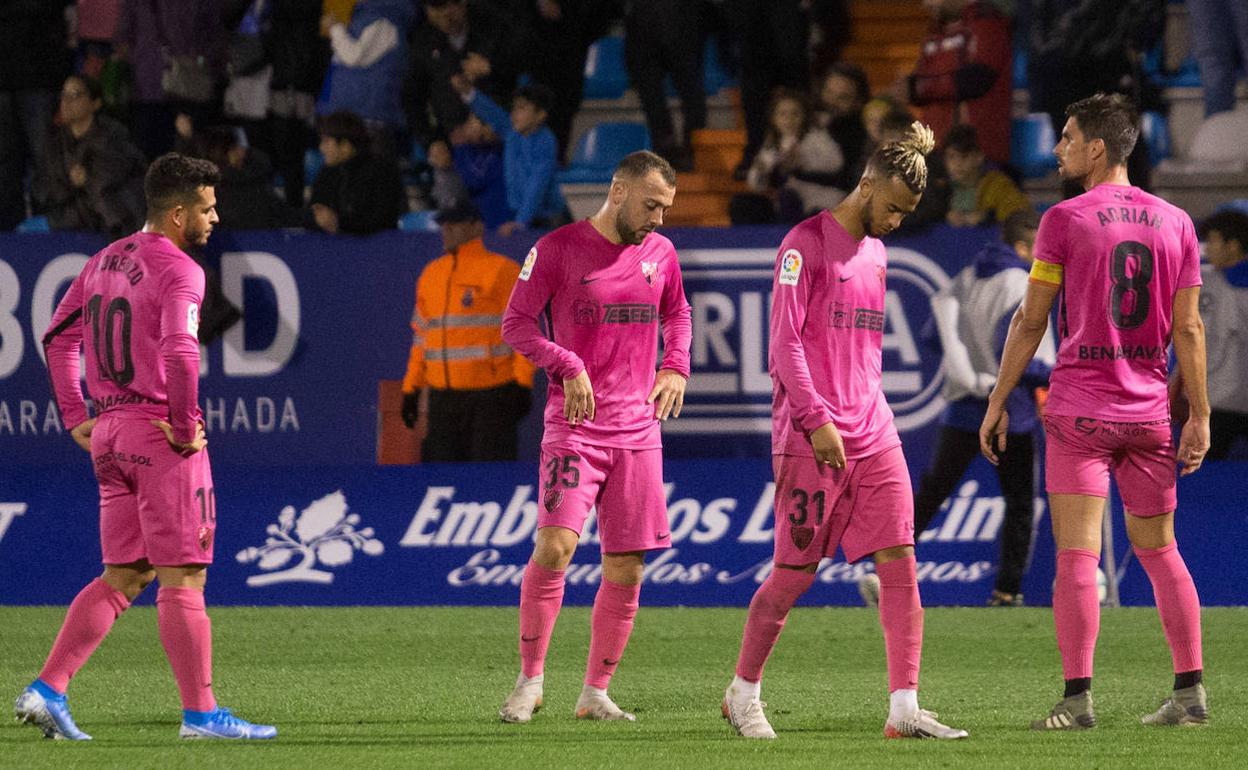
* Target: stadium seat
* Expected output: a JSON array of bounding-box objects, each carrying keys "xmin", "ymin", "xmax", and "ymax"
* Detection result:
[
  {"xmin": 1164, "ymin": 54, "xmax": 1202, "ymax": 88},
  {"xmin": 1216, "ymin": 198, "xmax": 1248, "ymax": 216},
  {"xmin": 1140, "ymin": 111, "xmax": 1171, "ymax": 167},
  {"xmin": 399, "ymin": 210, "xmax": 438, "ymax": 232},
  {"xmin": 1012, "ymin": 48, "xmax": 1027, "ymax": 89},
  {"xmin": 304, "ymin": 148, "xmax": 324, "ymax": 186},
  {"xmin": 16, "ymin": 215, "xmax": 49, "ymax": 233},
  {"xmin": 1010, "ymin": 114, "xmax": 1058, "ymax": 178},
  {"xmin": 557, "ymin": 122, "xmax": 651, "ymax": 184},
  {"xmin": 582, "ymin": 36, "xmax": 630, "ymax": 100}
]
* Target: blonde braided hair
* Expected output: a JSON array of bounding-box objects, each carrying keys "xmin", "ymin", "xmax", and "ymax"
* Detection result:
[{"xmin": 868, "ymin": 120, "xmax": 935, "ymax": 194}]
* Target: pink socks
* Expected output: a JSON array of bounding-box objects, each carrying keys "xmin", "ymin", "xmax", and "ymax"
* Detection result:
[
  {"xmin": 38, "ymin": 578, "xmax": 130, "ymax": 692},
  {"xmin": 1135, "ymin": 542, "xmax": 1203, "ymax": 674},
  {"xmin": 877, "ymin": 556, "xmax": 924, "ymax": 692},
  {"xmin": 519, "ymin": 562, "xmax": 566, "ymax": 679},
  {"xmin": 735, "ymin": 567, "xmax": 816, "ymax": 682},
  {"xmin": 1054, "ymin": 548, "xmax": 1101, "ymax": 681},
  {"xmin": 156, "ymin": 587, "xmax": 216, "ymax": 712},
  {"xmin": 584, "ymin": 579, "xmax": 641, "ymax": 689}
]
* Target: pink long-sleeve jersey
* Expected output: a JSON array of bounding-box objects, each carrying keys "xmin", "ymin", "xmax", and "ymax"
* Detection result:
[
  {"xmin": 43, "ymin": 231, "xmax": 205, "ymax": 443},
  {"xmin": 502, "ymin": 220, "xmax": 692, "ymax": 449},
  {"xmin": 770, "ymin": 211, "xmax": 900, "ymax": 459}
]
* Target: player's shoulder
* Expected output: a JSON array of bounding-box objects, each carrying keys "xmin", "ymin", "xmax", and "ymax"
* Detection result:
[
  {"xmin": 779, "ymin": 212, "xmax": 827, "ymax": 253},
  {"xmin": 1136, "ymin": 189, "xmax": 1196, "ymax": 230},
  {"xmin": 643, "ymin": 229, "xmax": 676, "ymax": 256}
]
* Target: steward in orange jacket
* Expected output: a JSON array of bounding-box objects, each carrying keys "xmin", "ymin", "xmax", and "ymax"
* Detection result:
[{"xmin": 401, "ymin": 200, "xmax": 535, "ymax": 460}]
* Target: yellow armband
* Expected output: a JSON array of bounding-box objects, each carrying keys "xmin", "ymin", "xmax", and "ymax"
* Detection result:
[{"xmin": 1029, "ymin": 259, "xmax": 1063, "ymax": 286}]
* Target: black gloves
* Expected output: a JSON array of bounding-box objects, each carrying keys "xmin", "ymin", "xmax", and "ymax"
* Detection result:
[{"xmin": 401, "ymin": 391, "xmax": 421, "ymax": 428}]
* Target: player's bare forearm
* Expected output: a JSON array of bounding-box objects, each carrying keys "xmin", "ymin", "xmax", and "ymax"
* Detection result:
[
  {"xmin": 1172, "ymin": 286, "xmax": 1211, "ymax": 420},
  {"xmin": 988, "ymin": 282, "xmax": 1057, "ymax": 408}
]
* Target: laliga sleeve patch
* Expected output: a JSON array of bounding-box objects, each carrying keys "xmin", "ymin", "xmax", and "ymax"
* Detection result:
[
  {"xmin": 186, "ymin": 304, "xmax": 200, "ymax": 336},
  {"xmin": 1029, "ymin": 259, "xmax": 1063, "ymax": 286},
  {"xmin": 778, "ymin": 249, "xmax": 803, "ymax": 286},
  {"xmin": 519, "ymin": 247, "xmax": 538, "ymax": 281}
]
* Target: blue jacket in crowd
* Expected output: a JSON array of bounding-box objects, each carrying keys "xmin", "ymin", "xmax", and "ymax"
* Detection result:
[{"xmin": 468, "ymin": 91, "xmax": 566, "ymax": 227}]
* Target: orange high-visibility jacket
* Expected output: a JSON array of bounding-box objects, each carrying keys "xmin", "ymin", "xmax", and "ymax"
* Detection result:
[{"xmin": 402, "ymin": 238, "xmax": 535, "ymax": 393}]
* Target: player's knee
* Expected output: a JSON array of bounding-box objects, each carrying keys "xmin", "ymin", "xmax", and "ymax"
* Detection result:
[
  {"xmin": 101, "ymin": 566, "xmax": 156, "ymax": 600},
  {"xmin": 532, "ymin": 529, "xmax": 578, "ymax": 568}
]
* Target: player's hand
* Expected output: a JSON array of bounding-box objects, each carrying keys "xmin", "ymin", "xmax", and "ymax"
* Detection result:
[
  {"xmin": 70, "ymin": 417, "xmax": 97, "ymax": 453},
  {"xmin": 563, "ymin": 370, "xmax": 595, "ymax": 426},
  {"xmin": 400, "ymin": 391, "xmax": 421, "ymax": 429},
  {"xmin": 1177, "ymin": 416, "xmax": 1210, "ymax": 476},
  {"xmin": 312, "ymin": 203, "xmax": 339, "ymax": 234},
  {"xmin": 979, "ymin": 401, "xmax": 1009, "ymax": 465},
  {"xmin": 647, "ymin": 369, "xmax": 686, "ymax": 421},
  {"xmin": 810, "ymin": 422, "xmax": 846, "ymax": 469},
  {"xmin": 152, "ymin": 419, "xmax": 207, "ymax": 456}
]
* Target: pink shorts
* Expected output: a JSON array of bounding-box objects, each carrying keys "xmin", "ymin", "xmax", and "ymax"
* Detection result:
[
  {"xmin": 91, "ymin": 415, "xmax": 216, "ymax": 566},
  {"xmin": 1043, "ymin": 415, "xmax": 1176, "ymax": 516},
  {"xmin": 772, "ymin": 445, "xmax": 914, "ymax": 565},
  {"xmin": 537, "ymin": 440, "xmax": 670, "ymax": 553}
]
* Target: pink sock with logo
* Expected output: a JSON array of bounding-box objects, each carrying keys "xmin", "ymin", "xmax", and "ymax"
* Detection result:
[
  {"xmin": 877, "ymin": 555, "xmax": 924, "ymax": 692},
  {"xmin": 519, "ymin": 562, "xmax": 565, "ymax": 679},
  {"xmin": 156, "ymin": 587, "xmax": 216, "ymax": 712},
  {"xmin": 38, "ymin": 578, "xmax": 131, "ymax": 692},
  {"xmin": 1054, "ymin": 548, "xmax": 1101, "ymax": 680},
  {"xmin": 584, "ymin": 579, "xmax": 641, "ymax": 689},
  {"xmin": 735, "ymin": 567, "xmax": 816, "ymax": 682},
  {"xmin": 1135, "ymin": 542, "xmax": 1203, "ymax": 673}
]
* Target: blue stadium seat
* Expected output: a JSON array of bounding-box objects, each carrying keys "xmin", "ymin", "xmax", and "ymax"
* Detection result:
[
  {"xmin": 1216, "ymin": 199, "xmax": 1248, "ymax": 216},
  {"xmin": 1012, "ymin": 48, "xmax": 1028, "ymax": 89},
  {"xmin": 1010, "ymin": 114, "xmax": 1059, "ymax": 178},
  {"xmin": 16, "ymin": 215, "xmax": 49, "ymax": 233},
  {"xmin": 1140, "ymin": 110, "xmax": 1171, "ymax": 167},
  {"xmin": 1164, "ymin": 54, "xmax": 1202, "ymax": 88},
  {"xmin": 304, "ymin": 148, "xmax": 324, "ymax": 186},
  {"xmin": 399, "ymin": 210, "xmax": 438, "ymax": 232},
  {"xmin": 558, "ymin": 122, "xmax": 651, "ymax": 184},
  {"xmin": 582, "ymin": 36, "xmax": 629, "ymax": 100}
]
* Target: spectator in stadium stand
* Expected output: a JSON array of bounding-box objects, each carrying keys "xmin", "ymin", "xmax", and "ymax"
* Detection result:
[
  {"xmin": 622, "ymin": 0, "xmax": 706, "ymax": 172},
  {"xmin": 191, "ymin": 125, "xmax": 301, "ymax": 230},
  {"xmin": 814, "ymin": 62, "xmax": 871, "ymax": 192},
  {"xmin": 725, "ymin": 0, "xmax": 812, "ymax": 179},
  {"xmin": 74, "ymin": 0, "xmax": 123, "ymax": 76},
  {"xmin": 513, "ymin": 0, "xmax": 622, "ymax": 161},
  {"xmin": 730, "ymin": 88, "xmax": 846, "ymax": 225},
  {"xmin": 265, "ymin": 0, "xmax": 330, "ymax": 207},
  {"xmin": 33, "ymin": 74, "xmax": 146, "ymax": 237},
  {"xmin": 444, "ymin": 115, "xmax": 512, "ymax": 229},
  {"xmin": 1183, "ymin": 0, "xmax": 1248, "ymax": 118},
  {"xmin": 318, "ymin": 0, "xmax": 414, "ymax": 159},
  {"xmin": 115, "ymin": 0, "xmax": 227, "ymax": 161},
  {"xmin": 451, "ymin": 75, "xmax": 567, "ymax": 237},
  {"xmin": 0, "ymin": 0, "xmax": 71, "ymax": 230},
  {"xmin": 940, "ymin": 124, "xmax": 1030, "ymax": 228},
  {"xmin": 907, "ymin": 0, "xmax": 1012, "ymax": 167},
  {"xmin": 307, "ymin": 110, "xmax": 405, "ymax": 235},
  {"xmin": 1023, "ymin": 0, "xmax": 1164, "ymax": 194},
  {"xmin": 400, "ymin": 198, "xmax": 535, "ymax": 461},
  {"xmin": 407, "ymin": 0, "xmax": 524, "ymax": 152},
  {"xmin": 1174, "ymin": 210, "xmax": 1248, "ymax": 459}
]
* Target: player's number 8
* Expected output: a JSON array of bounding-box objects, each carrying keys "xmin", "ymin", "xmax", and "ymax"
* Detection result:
[{"xmin": 1107, "ymin": 240, "xmax": 1154, "ymax": 330}]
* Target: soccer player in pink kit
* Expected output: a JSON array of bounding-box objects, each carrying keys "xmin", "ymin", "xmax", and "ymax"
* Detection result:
[
  {"xmin": 14, "ymin": 154, "xmax": 276, "ymax": 741},
  {"xmin": 721, "ymin": 122, "xmax": 968, "ymax": 741},
  {"xmin": 981, "ymin": 93, "xmax": 1211, "ymax": 730},
  {"xmin": 497, "ymin": 150, "xmax": 691, "ymax": 723}
]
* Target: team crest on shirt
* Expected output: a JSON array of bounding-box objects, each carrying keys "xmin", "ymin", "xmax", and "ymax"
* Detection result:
[
  {"xmin": 519, "ymin": 247, "xmax": 538, "ymax": 281},
  {"xmin": 876, "ymin": 265, "xmax": 886, "ymax": 285},
  {"xmin": 543, "ymin": 487, "xmax": 563, "ymax": 512},
  {"xmin": 791, "ymin": 526, "xmax": 814, "ymax": 550},
  {"xmin": 186, "ymin": 304, "xmax": 199, "ymax": 336},
  {"xmin": 779, "ymin": 249, "xmax": 802, "ymax": 286},
  {"xmin": 640, "ymin": 260, "xmax": 658, "ymax": 285}
]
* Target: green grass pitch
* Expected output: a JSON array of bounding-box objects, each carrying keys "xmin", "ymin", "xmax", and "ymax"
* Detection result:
[{"xmin": 2, "ymin": 606, "xmax": 1245, "ymax": 768}]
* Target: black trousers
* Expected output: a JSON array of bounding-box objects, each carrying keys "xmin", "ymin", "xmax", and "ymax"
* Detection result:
[
  {"xmin": 915, "ymin": 426, "xmax": 1036, "ymax": 595},
  {"xmin": 624, "ymin": 0, "xmax": 707, "ymax": 151},
  {"xmin": 423, "ymin": 385, "xmax": 523, "ymax": 462},
  {"xmin": 725, "ymin": 0, "xmax": 809, "ymax": 160}
]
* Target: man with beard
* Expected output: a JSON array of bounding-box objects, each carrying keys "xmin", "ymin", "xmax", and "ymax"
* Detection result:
[{"xmin": 497, "ymin": 150, "xmax": 691, "ymax": 724}]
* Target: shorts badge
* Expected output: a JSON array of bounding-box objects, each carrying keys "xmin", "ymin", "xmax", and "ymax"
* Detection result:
[
  {"xmin": 198, "ymin": 526, "xmax": 214, "ymax": 552},
  {"xmin": 791, "ymin": 526, "xmax": 814, "ymax": 551},
  {"xmin": 543, "ymin": 488, "xmax": 563, "ymax": 512}
]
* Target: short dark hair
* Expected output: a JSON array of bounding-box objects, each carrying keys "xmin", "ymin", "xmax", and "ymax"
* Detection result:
[
  {"xmin": 194, "ymin": 125, "xmax": 242, "ymax": 167},
  {"xmin": 318, "ymin": 110, "xmax": 369, "ymax": 148},
  {"xmin": 1066, "ymin": 92, "xmax": 1140, "ymax": 166},
  {"xmin": 513, "ymin": 83, "xmax": 554, "ymax": 116},
  {"xmin": 144, "ymin": 153, "xmax": 221, "ymax": 214},
  {"xmin": 614, "ymin": 150, "xmax": 677, "ymax": 187},
  {"xmin": 1002, "ymin": 209, "xmax": 1040, "ymax": 247},
  {"xmin": 65, "ymin": 73, "xmax": 103, "ymax": 102},
  {"xmin": 821, "ymin": 62, "xmax": 870, "ymax": 106},
  {"xmin": 1200, "ymin": 209, "xmax": 1248, "ymax": 249},
  {"xmin": 944, "ymin": 124, "xmax": 981, "ymax": 154}
]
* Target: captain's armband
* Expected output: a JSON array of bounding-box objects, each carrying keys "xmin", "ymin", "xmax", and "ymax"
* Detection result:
[{"xmin": 1028, "ymin": 259, "xmax": 1063, "ymax": 286}]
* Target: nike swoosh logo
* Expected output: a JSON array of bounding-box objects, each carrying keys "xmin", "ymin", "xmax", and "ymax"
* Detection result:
[
  {"xmin": 602, "ymin": 658, "xmax": 620, "ymax": 666},
  {"xmin": 656, "ymin": 532, "xmax": 670, "ymax": 540},
  {"xmin": 838, "ymin": 275, "xmax": 853, "ymax": 282},
  {"xmin": 580, "ymin": 276, "xmax": 600, "ymax": 284},
  {"xmin": 521, "ymin": 634, "xmax": 540, "ymax": 642}
]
